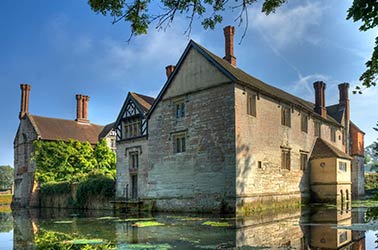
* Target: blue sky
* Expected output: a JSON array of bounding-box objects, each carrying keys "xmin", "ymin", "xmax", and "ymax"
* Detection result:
[{"xmin": 0, "ymin": 0, "xmax": 377, "ymax": 166}]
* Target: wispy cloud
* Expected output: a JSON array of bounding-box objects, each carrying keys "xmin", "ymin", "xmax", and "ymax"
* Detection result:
[{"xmin": 249, "ymin": 2, "xmax": 324, "ymax": 48}]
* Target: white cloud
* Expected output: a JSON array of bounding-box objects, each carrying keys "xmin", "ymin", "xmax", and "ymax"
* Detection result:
[
  {"xmin": 291, "ymin": 73, "xmax": 329, "ymax": 100},
  {"xmin": 249, "ymin": 2, "xmax": 324, "ymax": 48}
]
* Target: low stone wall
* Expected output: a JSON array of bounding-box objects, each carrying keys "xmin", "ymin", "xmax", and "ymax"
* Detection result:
[{"xmin": 37, "ymin": 184, "xmax": 113, "ymax": 210}]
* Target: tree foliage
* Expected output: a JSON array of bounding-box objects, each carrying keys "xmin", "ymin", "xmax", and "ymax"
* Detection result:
[
  {"xmin": 88, "ymin": 0, "xmax": 287, "ymax": 39},
  {"xmin": 347, "ymin": 1, "xmax": 378, "ymax": 93},
  {"xmin": 32, "ymin": 139, "xmax": 116, "ymax": 184},
  {"xmin": 88, "ymin": 0, "xmax": 378, "ymax": 89},
  {"xmin": 0, "ymin": 165, "xmax": 13, "ymax": 190}
]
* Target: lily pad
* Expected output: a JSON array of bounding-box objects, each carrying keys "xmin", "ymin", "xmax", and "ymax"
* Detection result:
[
  {"xmin": 53, "ymin": 220, "xmax": 73, "ymax": 224},
  {"xmin": 202, "ymin": 221, "xmax": 231, "ymax": 227},
  {"xmin": 118, "ymin": 243, "xmax": 171, "ymax": 249},
  {"xmin": 114, "ymin": 218, "xmax": 154, "ymax": 222},
  {"xmin": 71, "ymin": 239, "xmax": 106, "ymax": 245},
  {"xmin": 96, "ymin": 216, "xmax": 119, "ymax": 220},
  {"xmin": 132, "ymin": 221, "xmax": 165, "ymax": 227}
]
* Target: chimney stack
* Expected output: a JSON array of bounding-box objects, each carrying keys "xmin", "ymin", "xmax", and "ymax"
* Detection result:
[
  {"xmin": 313, "ymin": 81, "xmax": 327, "ymax": 118},
  {"xmin": 19, "ymin": 84, "xmax": 31, "ymax": 119},
  {"xmin": 338, "ymin": 83, "xmax": 350, "ymax": 153},
  {"xmin": 165, "ymin": 65, "xmax": 175, "ymax": 79},
  {"xmin": 338, "ymin": 83, "xmax": 350, "ymax": 122},
  {"xmin": 223, "ymin": 26, "xmax": 236, "ymax": 67},
  {"xmin": 75, "ymin": 94, "xmax": 89, "ymax": 123}
]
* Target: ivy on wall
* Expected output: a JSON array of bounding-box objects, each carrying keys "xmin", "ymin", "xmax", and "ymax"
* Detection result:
[{"xmin": 32, "ymin": 139, "xmax": 116, "ymax": 184}]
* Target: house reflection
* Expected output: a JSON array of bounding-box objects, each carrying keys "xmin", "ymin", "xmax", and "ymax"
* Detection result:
[
  {"xmin": 10, "ymin": 206, "xmax": 366, "ymax": 249},
  {"xmin": 235, "ymin": 206, "xmax": 365, "ymax": 250},
  {"xmin": 309, "ymin": 206, "xmax": 353, "ymax": 249}
]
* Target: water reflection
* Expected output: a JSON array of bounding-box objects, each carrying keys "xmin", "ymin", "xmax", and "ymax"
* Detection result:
[{"xmin": 0, "ymin": 206, "xmax": 371, "ymax": 249}]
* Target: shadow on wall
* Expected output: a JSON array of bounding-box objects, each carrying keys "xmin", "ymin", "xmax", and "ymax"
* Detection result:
[{"xmin": 235, "ymin": 134, "xmax": 310, "ymax": 213}]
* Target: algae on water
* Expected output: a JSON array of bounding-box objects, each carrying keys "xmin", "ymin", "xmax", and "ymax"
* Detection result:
[
  {"xmin": 202, "ymin": 221, "xmax": 231, "ymax": 227},
  {"xmin": 132, "ymin": 221, "xmax": 165, "ymax": 227}
]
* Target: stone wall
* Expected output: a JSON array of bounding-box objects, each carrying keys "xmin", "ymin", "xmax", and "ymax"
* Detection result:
[
  {"xmin": 12, "ymin": 115, "xmax": 38, "ymax": 208},
  {"xmin": 234, "ymin": 84, "xmax": 345, "ymax": 210},
  {"xmin": 115, "ymin": 137, "xmax": 148, "ymax": 199},
  {"xmin": 148, "ymin": 83, "xmax": 236, "ymax": 212}
]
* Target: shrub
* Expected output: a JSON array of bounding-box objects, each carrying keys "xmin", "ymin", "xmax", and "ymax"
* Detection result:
[{"xmin": 75, "ymin": 175, "xmax": 115, "ymax": 208}]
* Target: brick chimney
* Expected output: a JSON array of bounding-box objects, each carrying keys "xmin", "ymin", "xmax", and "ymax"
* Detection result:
[
  {"xmin": 338, "ymin": 83, "xmax": 350, "ymax": 153},
  {"xmin": 313, "ymin": 81, "xmax": 327, "ymax": 118},
  {"xmin": 165, "ymin": 65, "xmax": 175, "ymax": 79},
  {"xmin": 76, "ymin": 94, "xmax": 83, "ymax": 122},
  {"xmin": 338, "ymin": 83, "xmax": 350, "ymax": 123},
  {"xmin": 19, "ymin": 84, "xmax": 31, "ymax": 119},
  {"xmin": 223, "ymin": 26, "xmax": 236, "ymax": 67},
  {"xmin": 75, "ymin": 94, "xmax": 89, "ymax": 123}
]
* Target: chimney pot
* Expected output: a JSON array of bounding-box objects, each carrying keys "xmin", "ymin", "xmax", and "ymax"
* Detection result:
[
  {"xmin": 223, "ymin": 26, "xmax": 236, "ymax": 67},
  {"xmin": 165, "ymin": 65, "xmax": 175, "ymax": 79},
  {"xmin": 313, "ymin": 81, "xmax": 327, "ymax": 118},
  {"xmin": 19, "ymin": 83, "xmax": 31, "ymax": 119}
]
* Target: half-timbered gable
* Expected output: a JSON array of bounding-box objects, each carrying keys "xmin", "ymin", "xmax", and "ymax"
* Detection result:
[{"xmin": 114, "ymin": 92, "xmax": 154, "ymax": 141}]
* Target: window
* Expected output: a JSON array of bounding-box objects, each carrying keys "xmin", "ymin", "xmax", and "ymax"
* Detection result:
[
  {"xmin": 258, "ymin": 161, "xmax": 262, "ymax": 169},
  {"xmin": 174, "ymin": 134, "xmax": 186, "ymax": 153},
  {"xmin": 175, "ymin": 102, "xmax": 185, "ymax": 118},
  {"xmin": 339, "ymin": 162, "xmax": 347, "ymax": 172},
  {"xmin": 300, "ymin": 153, "xmax": 308, "ymax": 171},
  {"xmin": 301, "ymin": 114, "xmax": 308, "ymax": 133},
  {"xmin": 124, "ymin": 118, "xmax": 141, "ymax": 139},
  {"xmin": 330, "ymin": 127, "xmax": 336, "ymax": 142},
  {"xmin": 314, "ymin": 121, "xmax": 321, "ymax": 137},
  {"xmin": 129, "ymin": 152, "xmax": 139, "ymax": 169},
  {"xmin": 281, "ymin": 106, "xmax": 291, "ymax": 127},
  {"xmin": 110, "ymin": 139, "xmax": 116, "ymax": 148},
  {"xmin": 281, "ymin": 149, "xmax": 291, "ymax": 170},
  {"xmin": 247, "ymin": 93, "xmax": 256, "ymax": 117}
]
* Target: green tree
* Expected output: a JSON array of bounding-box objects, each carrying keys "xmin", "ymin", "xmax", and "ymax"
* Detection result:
[
  {"xmin": 0, "ymin": 165, "xmax": 13, "ymax": 190},
  {"xmin": 88, "ymin": 0, "xmax": 377, "ymax": 89},
  {"xmin": 93, "ymin": 139, "xmax": 116, "ymax": 178}
]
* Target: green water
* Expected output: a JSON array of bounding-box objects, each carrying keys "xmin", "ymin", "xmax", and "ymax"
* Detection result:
[{"xmin": 0, "ymin": 206, "xmax": 377, "ymax": 249}]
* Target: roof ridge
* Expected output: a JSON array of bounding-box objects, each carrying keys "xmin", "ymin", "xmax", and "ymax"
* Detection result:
[{"xmin": 29, "ymin": 114, "xmax": 104, "ymax": 127}]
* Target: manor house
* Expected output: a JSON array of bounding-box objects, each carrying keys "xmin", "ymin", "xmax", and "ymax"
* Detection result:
[
  {"xmin": 114, "ymin": 26, "xmax": 365, "ymax": 213},
  {"xmin": 12, "ymin": 85, "xmax": 115, "ymax": 208}
]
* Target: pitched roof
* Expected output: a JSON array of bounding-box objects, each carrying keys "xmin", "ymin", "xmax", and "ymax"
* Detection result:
[
  {"xmin": 310, "ymin": 138, "xmax": 352, "ymax": 160},
  {"xmin": 148, "ymin": 40, "xmax": 341, "ymax": 127},
  {"xmin": 114, "ymin": 92, "xmax": 155, "ymax": 129},
  {"xmin": 99, "ymin": 122, "xmax": 115, "ymax": 140},
  {"xmin": 130, "ymin": 92, "xmax": 155, "ymax": 113},
  {"xmin": 350, "ymin": 121, "xmax": 365, "ymax": 134},
  {"xmin": 28, "ymin": 114, "xmax": 104, "ymax": 144},
  {"xmin": 326, "ymin": 104, "xmax": 345, "ymax": 124}
]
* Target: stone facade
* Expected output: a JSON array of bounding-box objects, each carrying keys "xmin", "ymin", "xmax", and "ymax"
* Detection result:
[
  {"xmin": 148, "ymin": 84, "xmax": 236, "ymax": 212},
  {"xmin": 114, "ymin": 26, "xmax": 364, "ymax": 213},
  {"xmin": 13, "ymin": 115, "xmax": 38, "ymax": 208}
]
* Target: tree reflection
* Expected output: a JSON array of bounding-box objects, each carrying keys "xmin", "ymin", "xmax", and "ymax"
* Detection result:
[{"xmin": 0, "ymin": 212, "xmax": 12, "ymax": 232}]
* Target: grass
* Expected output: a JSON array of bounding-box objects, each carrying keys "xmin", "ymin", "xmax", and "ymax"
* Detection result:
[{"xmin": 0, "ymin": 194, "xmax": 12, "ymax": 205}]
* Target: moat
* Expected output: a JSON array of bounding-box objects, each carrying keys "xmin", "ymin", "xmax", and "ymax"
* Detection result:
[{"xmin": 1, "ymin": 204, "xmax": 378, "ymax": 249}]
